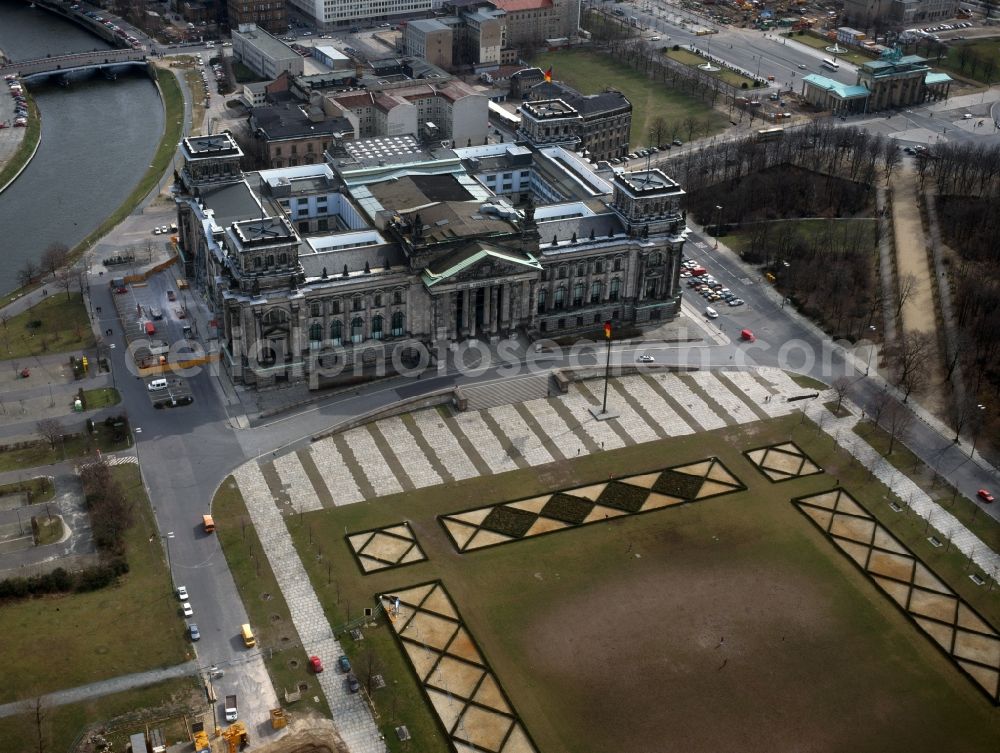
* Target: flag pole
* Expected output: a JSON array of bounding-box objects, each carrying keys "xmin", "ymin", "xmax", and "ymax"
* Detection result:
[{"xmin": 601, "ymin": 321, "xmax": 612, "ymax": 415}]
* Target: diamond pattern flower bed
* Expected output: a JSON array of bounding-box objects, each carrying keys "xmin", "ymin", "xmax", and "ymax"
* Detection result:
[
  {"xmin": 794, "ymin": 488, "xmax": 1000, "ymax": 704},
  {"xmin": 481, "ymin": 505, "xmax": 538, "ymax": 538},
  {"xmin": 745, "ymin": 442, "xmax": 823, "ymax": 482},
  {"xmin": 382, "ymin": 582, "xmax": 539, "ymax": 753},
  {"xmin": 596, "ymin": 482, "xmax": 649, "ymax": 513},
  {"xmin": 541, "ymin": 493, "xmax": 594, "ymax": 525},
  {"xmin": 439, "ymin": 458, "xmax": 745, "ymax": 553},
  {"xmin": 346, "ymin": 521, "xmax": 426, "ymax": 574},
  {"xmin": 651, "ymin": 470, "xmax": 704, "ymax": 500}
]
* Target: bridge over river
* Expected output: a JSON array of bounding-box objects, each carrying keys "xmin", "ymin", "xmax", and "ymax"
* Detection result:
[{"xmin": 0, "ymin": 49, "xmax": 147, "ymax": 82}]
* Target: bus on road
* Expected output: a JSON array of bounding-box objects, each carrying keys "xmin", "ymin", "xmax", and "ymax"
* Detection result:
[
  {"xmin": 822, "ymin": 58, "xmax": 840, "ymax": 71},
  {"xmin": 756, "ymin": 127, "xmax": 785, "ymax": 142}
]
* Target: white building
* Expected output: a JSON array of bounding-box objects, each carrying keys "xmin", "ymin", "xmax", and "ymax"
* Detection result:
[
  {"xmin": 289, "ymin": 0, "xmax": 434, "ymax": 28},
  {"xmin": 232, "ymin": 24, "xmax": 304, "ymax": 79}
]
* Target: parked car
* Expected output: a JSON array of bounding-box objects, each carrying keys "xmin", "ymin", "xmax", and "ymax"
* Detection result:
[
  {"xmin": 338, "ymin": 655, "xmax": 351, "ymax": 673},
  {"xmin": 309, "ymin": 655, "xmax": 324, "ymax": 673},
  {"xmin": 347, "ymin": 674, "xmax": 361, "ymax": 693},
  {"xmin": 637, "ymin": 353, "xmax": 655, "ymax": 363},
  {"xmin": 181, "ymin": 602, "xmax": 193, "ymax": 617},
  {"xmin": 176, "ymin": 585, "xmax": 189, "ymax": 600},
  {"xmin": 978, "ymin": 489, "xmax": 995, "ymax": 503},
  {"xmin": 189, "ymin": 623, "xmax": 201, "ymax": 641},
  {"xmin": 167, "ymin": 290, "xmax": 177, "ymax": 301},
  {"xmin": 705, "ymin": 307, "xmax": 719, "ymax": 319}
]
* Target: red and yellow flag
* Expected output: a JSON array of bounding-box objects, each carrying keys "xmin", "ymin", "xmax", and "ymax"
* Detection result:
[
  {"xmin": 604, "ymin": 321, "xmax": 612, "ymax": 340},
  {"xmin": 544, "ymin": 67, "xmax": 553, "ymax": 83}
]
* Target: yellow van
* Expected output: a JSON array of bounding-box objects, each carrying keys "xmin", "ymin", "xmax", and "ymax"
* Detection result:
[
  {"xmin": 241, "ymin": 623, "xmax": 255, "ymax": 648},
  {"xmin": 202, "ymin": 515, "xmax": 215, "ymax": 534}
]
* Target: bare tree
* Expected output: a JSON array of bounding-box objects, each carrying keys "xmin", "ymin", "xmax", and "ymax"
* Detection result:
[
  {"xmin": 363, "ymin": 646, "xmax": 382, "ymax": 694},
  {"xmin": 870, "ymin": 390, "xmax": 891, "ymax": 426},
  {"xmin": 18, "ymin": 260, "xmax": 40, "ymax": 288},
  {"xmin": 887, "ymin": 332, "xmax": 933, "ymax": 402},
  {"xmin": 55, "ymin": 268, "xmax": 75, "ymax": 300},
  {"xmin": 884, "ymin": 401, "xmax": 915, "ymax": 455},
  {"xmin": 895, "ymin": 273, "xmax": 919, "ymax": 320},
  {"xmin": 36, "ymin": 419, "xmax": 64, "ymax": 450},
  {"xmin": 39, "ymin": 243, "xmax": 69, "ymax": 279},
  {"xmin": 649, "ymin": 116, "xmax": 668, "ymax": 148},
  {"xmin": 831, "ymin": 376, "xmax": 851, "ymax": 413},
  {"xmin": 683, "ymin": 115, "xmax": 697, "ymax": 143}
]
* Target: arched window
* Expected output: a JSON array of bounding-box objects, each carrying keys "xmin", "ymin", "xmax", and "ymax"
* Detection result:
[
  {"xmin": 391, "ymin": 311, "xmax": 405, "ymax": 337},
  {"xmin": 330, "ymin": 320, "xmax": 342, "ymax": 345},
  {"xmin": 649, "ymin": 253, "xmax": 661, "ymax": 267},
  {"xmin": 266, "ymin": 254, "xmax": 274, "ymax": 267},
  {"xmin": 609, "ymin": 278, "xmax": 621, "ymax": 302},
  {"xmin": 254, "ymin": 257, "xmax": 261, "ymax": 269},
  {"xmin": 573, "ymin": 283, "xmax": 584, "ymax": 307},
  {"xmin": 308, "ymin": 322, "xmax": 322, "ymax": 344},
  {"xmin": 351, "ymin": 317, "xmax": 364, "ymax": 344},
  {"xmin": 554, "ymin": 285, "xmax": 566, "ymax": 309},
  {"xmin": 279, "ymin": 253, "xmax": 288, "ymax": 265},
  {"xmin": 393, "ymin": 290, "xmax": 403, "ymax": 305},
  {"xmin": 372, "ymin": 314, "xmax": 384, "ymax": 340},
  {"xmin": 537, "ymin": 288, "xmax": 547, "ymax": 314},
  {"xmin": 613, "ymin": 257, "xmax": 622, "ymax": 272},
  {"xmin": 332, "ymin": 300, "xmax": 341, "ymax": 315},
  {"xmin": 590, "ymin": 281, "xmax": 602, "ymax": 304}
]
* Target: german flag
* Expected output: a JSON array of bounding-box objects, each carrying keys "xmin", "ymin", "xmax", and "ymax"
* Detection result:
[
  {"xmin": 544, "ymin": 67, "xmax": 553, "ymax": 83},
  {"xmin": 604, "ymin": 321, "xmax": 612, "ymax": 340}
]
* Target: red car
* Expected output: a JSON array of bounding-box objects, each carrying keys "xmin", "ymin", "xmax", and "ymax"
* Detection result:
[
  {"xmin": 309, "ymin": 656, "xmax": 324, "ymax": 673},
  {"xmin": 977, "ymin": 489, "xmax": 994, "ymax": 504}
]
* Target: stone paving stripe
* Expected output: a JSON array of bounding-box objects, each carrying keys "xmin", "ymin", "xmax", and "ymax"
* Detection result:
[
  {"xmin": 438, "ymin": 408, "xmax": 494, "ymax": 477},
  {"xmin": 477, "ymin": 407, "xmax": 531, "ymax": 470},
  {"xmin": 546, "ymin": 389, "xmax": 603, "ymax": 454},
  {"xmin": 693, "ymin": 371, "xmax": 767, "ymax": 424},
  {"xmin": 274, "ymin": 451, "xmax": 323, "ymax": 513},
  {"xmin": 487, "ymin": 403, "xmax": 554, "ymax": 467},
  {"xmin": 607, "ymin": 378, "xmax": 670, "ymax": 440},
  {"xmin": 521, "ymin": 396, "xmax": 589, "ymax": 459},
  {"xmin": 642, "ymin": 373, "xmax": 704, "ymax": 431},
  {"xmin": 367, "ymin": 421, "xmax": 415, "ymax": 493},
  {"xmin": 296, "ymin": 448, "xmax": 336, "ymax": 509},
  {"xmin": 310, "ymin": 438, "xmax": 365, "ymax": 506},
  {"xmin": 379, "ymin": 415, "xmax": 443, "ymax": 489},
  {"xmin": 330, "ymin": 431, "xmax": 377, "ymax": 501},
  {"xmin": 514, "ymin": 401, "xmax": 568, "ymax": 462},
  {"xmin": 259, "ymin": 462, "xmax": 290, "ymax": 512},
  {"xmin": 575, "ymin": 381, "xmax": 640, "ymax": 446},
  {"xmin": 401, "ymin": 413, "xmax": 454, "ymax": 483},
  {"xmin": 654, "ymin": 373, "xmax": 726, "ymax": 430},
  {"xmin": 680, "ymin": 372, "xmax": 735, "ymax": 426},
  {"xmin": 716, "ymin": 370, "xmax": 773, "ymax": 422},
  {"xmin": 343, "ymin": 426, "xmax": 405, "ymax": 499},
  {"xmin": 452, "ymin": 410, "xmax": 521, "ymax": 474},
  {"xmin": 625, "ymin": 374, "xmax": 694, "ymax": 436},
  {"xmin": 743, "ymin": 370, "xmax": 796, "ymax": 416},
  {"xmin": 411, "ymin": 409, "xmax": 482, "ymax": 481}
]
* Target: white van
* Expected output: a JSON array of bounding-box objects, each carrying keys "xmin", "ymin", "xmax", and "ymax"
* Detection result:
[
  {"xmin": 705, "ymin": 307, "xmax": 719, "ymax": 319},
  {"xmin": 147, "ymin": 378, "xmax": 168, "ymax": 391}
]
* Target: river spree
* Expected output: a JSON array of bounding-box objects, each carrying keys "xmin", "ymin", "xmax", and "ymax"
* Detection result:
[{"xmin": 0, "ymin": 0, "xmax": 163, "ymax": 294}]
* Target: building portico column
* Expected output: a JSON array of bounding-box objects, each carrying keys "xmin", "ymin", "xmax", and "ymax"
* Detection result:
[
  {"xmin": 489, "ymin": 285, "xmax": 499, "ymax": 334},
  {"xmin": 461, "ymin": 288, "xmax": 471, "ymax": 337},
  {"xmin": 482, "ymin": 284, "xmax": 492, "ymax": 335}
]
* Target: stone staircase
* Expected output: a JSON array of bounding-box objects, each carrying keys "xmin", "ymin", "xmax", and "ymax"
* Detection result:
[{"xmin": 462, "ymin": 373, "xmax": 551, "ymax": 411}]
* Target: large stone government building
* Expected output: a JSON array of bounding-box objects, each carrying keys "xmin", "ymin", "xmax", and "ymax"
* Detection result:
[{"xmin": 175, "ymin": 132, "xmax": 688, "ymax": 389}]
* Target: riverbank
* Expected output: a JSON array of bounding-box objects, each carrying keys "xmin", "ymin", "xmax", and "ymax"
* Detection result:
[
  {"xmin": 0, "ymin": 80, "xmax": 40, "ymax": 194},
  {"xmin": 2, "ymin": 64, "xmax": 184, "ymax": 306}
]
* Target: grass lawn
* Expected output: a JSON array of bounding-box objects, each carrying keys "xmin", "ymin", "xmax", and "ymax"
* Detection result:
[
  {"xmin": 285, "ymin": 415, "xmax": 1000, "ymax": 753},
  {"xmin": 83, "ymin": 387, "xmax": 121, "ymax": 410},
  {"xmin": 723, "ymin": 218, "xmax": 878, "ymax": 257},
  {"xmin": 0, "ymin": 476, "xmax": 55, "ymax": 505},
  {"xmin": 530, "ymin": 48, "xmax": 729, "ymax": 149},
  {"xmin": 938, "ymin": 38, "xmax": 1000, "ymax": 84},
  {"xmin": 665, "ymin": 48, "xmax": 757, "ymax": 88},
  {"xmin": 0, "ymin": 465, "xmax": 189, "ymax": 704},
  {"xmin": 212, "ymin": 477, "xmax": 332, "ymax": 719},
  {"xmin": 785, "ymin": 32, "xmax": 874, "ymax": 66},
  {"xmin": 0, "ymin": 676, "xmax": 201, "ymax": 753},
  {"xmin": 0, "ymin": 424, "xmax": 132, "ymax": 473},
  {"xmin": 0, "ymin": 293, "xmax": 94, "ymax": 360}
]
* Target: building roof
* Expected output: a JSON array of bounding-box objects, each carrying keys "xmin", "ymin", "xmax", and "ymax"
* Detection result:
[
  {"xmin": 233, "ymin": 24, "xmax": 298, "ymax": 61},
  {"xmin": 925, "ymin": 72, "xmax": 952, "ymax": 85},
  {"xmin": 529, "ymin": 81, "xmax": 631, "ymax": 116},
  {"xmin": 314, "ymin": 45, "xmax": 349, "ymax": 63},
  {"xmin": 802, "ymin": 73, "xmax": 870, "ymax": 100},
  {"xmin": 408, "ymin": 18, "xmax": 451, "ymax": 33},
  {"xmin": 421, "ymin": 241, "xmax": 541, "ymax": 287},
  {"xmin": 200, "ymin": 180, "xmax": 262, "ymax": 228},
  {"xmin": 490, "ymin": 0, "xmax": 553, "ymax": 11},
  {"xmin": 251, "ymin": 104, "xmax": 353, "ymax": 140}
]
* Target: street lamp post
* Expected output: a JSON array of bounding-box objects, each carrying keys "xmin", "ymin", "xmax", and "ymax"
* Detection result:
[
  {"xmin": 865, "ymin": 325, "xmax": 877, "ymax": 375},
  {"xmin": 969, "ymin": 404, "xmax": 987, "ymax": 458},
  {"xmin": 714, "ymin": 205, "xmax": 723, "ymax": 248},
  {"xmin": 164, "ymin": 531, "xmax": 175, "ymax": 587}
]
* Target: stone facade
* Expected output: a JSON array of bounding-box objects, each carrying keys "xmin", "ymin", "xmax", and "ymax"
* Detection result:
[{"xmin": 175, "ymin": 133, "xmax": 687, "ymax": 390}]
